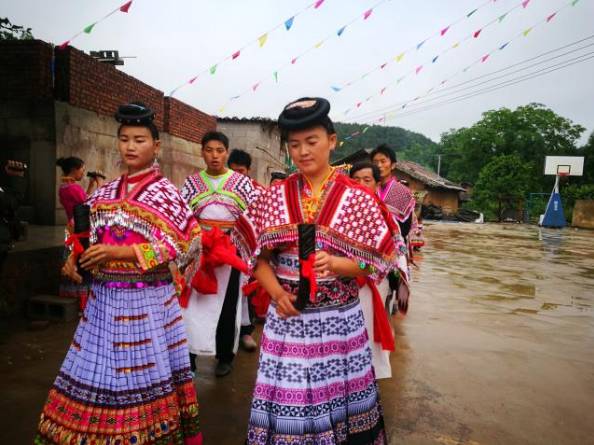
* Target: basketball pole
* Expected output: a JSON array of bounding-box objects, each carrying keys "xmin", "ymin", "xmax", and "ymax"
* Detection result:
[{"xmin": 541, "ymin": 173, "xmax": 566, "ymax": 228}]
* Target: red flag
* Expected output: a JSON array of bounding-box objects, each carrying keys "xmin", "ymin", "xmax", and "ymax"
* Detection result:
[
  {"xmin": 356, "ymin": 102, "xmax": 362, "ymax": 108},
  {"xmin": 380, "ymin": 63, "xmax": 387, "ymax": 69},
  {"xmin": 232, "ymin": 50, "xmax": 241, "ymax": 60},
  {"xmin": 189, "ymin": 76, "xmax": 198, "ymax": 84},
  {"xmin": 252, "ymin": 82, "xmax": 260, "ymax": 91},
  {"xmin": 314, "ymin": 0, "xmax": 325, "ymax": 8},
  {"xmin": 58, "ymin": 40, "xmax": 70, "ymax": 50},
  {"xmin": 380, "ymin": 87, "xmax": 387, "ymax": 95},
  {"xmin": 522, "ymin": 0, "xmax": 530, "ymax": 8},
  {"xmin": 473, "ymin": 29, "xmax": 482, "ymax": 38},
  {"xmin": 120, "ymin": 1, "xmax": 133, "ymax": 13},
  {"xmin": 546, "ymin": 12, "xmax": 557, "ymax": 22},
  {"xmin": 440, "ymin": 26, "xmax": 450, "ymax": 36},
  {"xmin": 291, "ymin": 57, "xmax": 298, "ymax": 64},
  {"xmin": 481, "ymin": 54, "xmax": 490, "ymax": 63},
  {"xmin": 363, "ymin": 9, "xmax": 373, "ymax": 20}
]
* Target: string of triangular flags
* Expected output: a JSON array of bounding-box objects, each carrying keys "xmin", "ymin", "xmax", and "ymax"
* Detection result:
[
  {"xmin": 215, "ymin": 0, "xmax": 392, "ymax": 115},
  {"xmin": 329, "ymin": 0, "xmax": 495, "ymax": 96},
  {"xmin": 337, "ymin": 0, "xmax": 583, "ymax": 148},
  {"xmin": 57, "ymin": 1, "xmax": 134, "ymax": 50},
  {"xmin": 169, "ymin": 0, "xmax": 328, "ymax": 96},
  {"xmin": 340, "ymin": 0, "xmax": 535, "ymax": 118}
]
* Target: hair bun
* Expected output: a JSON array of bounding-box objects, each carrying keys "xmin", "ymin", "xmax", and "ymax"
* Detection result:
[
  {"xmin": 278, "ymin": 97, "xmax": 331, "ymax": 131},
  {"xmin": 114, "ymin": 101, "xmax": 155, "ymax": 125}
]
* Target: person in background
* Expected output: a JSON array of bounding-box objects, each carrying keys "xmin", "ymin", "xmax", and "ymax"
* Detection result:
[
  {"xmin": 56, "ymin": 156, "xmax": 103, "ymax": 311},
  {"xmin": 181, "ymin": 133, "xmax": 260, "ymax": 378},
  {"xmin": 0, "ymin": 160, "xmax": 27, "ymax": 280},
  {"xmin": 235, "ymin": 97, "xmax": 394, "ymax": 444},
  {"xmin": 350, "ymin": 161, "xmax": 409, "ymax": 379},
  {"xmin": 269, "ymin": 171, "xmax": 287, "ymax": 187},
  {"xmin": 227, "ymin": 148, "xmax": 261, "ymax": 352},
  {"xmin": 35, "ymin": 102, "xmax": 203, "ymax": 445}
]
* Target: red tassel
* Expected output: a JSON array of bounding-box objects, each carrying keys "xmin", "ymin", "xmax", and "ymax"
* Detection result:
[
  {"xmin": 300, "ymin": 253, "xmax": 317, "ymax": 303},
  {"xmin": 356, "ymin": 277, "xmax": 395, "ymax": 351}
]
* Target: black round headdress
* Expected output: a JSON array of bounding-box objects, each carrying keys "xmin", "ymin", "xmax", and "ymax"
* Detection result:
[
  {"xmin": 114, "ymin": 102, "xmax": 155, "ymax": 125},
  {"xmin": 278, "ymin": 97, "xmax": 332, "ymax": 131}
]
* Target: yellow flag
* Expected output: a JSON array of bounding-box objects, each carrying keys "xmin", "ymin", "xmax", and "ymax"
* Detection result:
[
  {"xmin": 258, "ymin": 33, "xmax": 268, "ymax": 47},
  {"xmin": 523, "ymin": 27, "xmax": 532, "ymax": 37},
  {"xmin": 452, "ymin": 42, "xmax": 460, "ymax": 49},
  {"xmin": 395, "ymin": 53, "xmax": 405, "ymax": 62},
  {"xmin": 218, "ymin": 107, "xmax": 225, "ymax": 113},
  {"xmin": 339, "ymin": 141, "xmax": 344, "ymax": 147},
  {"xmin": 315, "ymin": 41, "xmax": 323, "ymax": 49}
]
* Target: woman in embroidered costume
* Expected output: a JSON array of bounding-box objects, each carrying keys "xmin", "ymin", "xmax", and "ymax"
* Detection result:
[
  {"xmin": 56, "ymin": 156, "xmax": 102, "ymax": 311},
  {"xmin": 234, "ymin": 98, "xmax": 395, "ymax": 444},
  {"xmin": 180, "ymin": 132, "xmax": 259, "ymax": 378},
  {"xmin": 35, "ymin": 102, "xmax": 203, "ymax": 445}
]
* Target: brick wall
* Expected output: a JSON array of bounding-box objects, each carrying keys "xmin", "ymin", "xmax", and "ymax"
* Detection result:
[
  {"xmin": 0, "ymin": 40, "xmax": 53, "ymax": 101},
  {"xmin": 164, "ymin": 97, "xmax": 216, "ymax": 143}
]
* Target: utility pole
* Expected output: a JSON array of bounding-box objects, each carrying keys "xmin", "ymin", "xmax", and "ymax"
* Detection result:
[{"xmin": 437, "ymin": 154, "xmax": 443, "ymax": 176}]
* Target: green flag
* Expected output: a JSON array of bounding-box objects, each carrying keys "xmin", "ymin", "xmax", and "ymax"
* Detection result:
[
  {"xmin": 273, "ymin": 71, "xmax": 278, "ymax": 83},
  {"xmin": 210, "ymin": 65, "xmax": 217, "ymax": 75},
  {"xmin": 83, "ymin": 23, "xmax": 96, "ymax": 34}
]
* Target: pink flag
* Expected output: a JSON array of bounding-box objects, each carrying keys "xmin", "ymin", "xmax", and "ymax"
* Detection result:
[
  {"xmin": 252, "ymin": 82, "xmax": 260, "ymax": 91},
  {"xmin": 314, "ymin": 0, "xmax": 325, "ymax": 8},
  {"xmin": 232, "ymin": 50, "xmax": 241, "ymax": 60},
  {"xmin": 473, "ymin": 29, "xmax": 482, "ymax": 38},
  {"xmin": 481, "ymin": 54, "xmax": 490, "ymax": 63},
  {"xmin": 356, "ymin": 102, "xmax": 362, "ymax": 108},
  {"xmin": 58, "ymin": 40, "xmax": 70, "ymax": 50},
  {"xmin": 120, "ymin": 1, "xmax": 133, "ymax": 13},
  {"xmin": 189, "ymin": 76, "xmax": 198, "ymax": 84},
  {"xmin": 380, "ymin": 63, "xmax": 387, "ymax": 69},
  {"xmin": 440, "ymin": 26, "xmax": 450, "ymax": 36},
  {"xmin": 380, "ymin": 87, "xmax": 387, "ymax": 95},
  {"xmin": 291, "ymin": 57, "xmax": 298, "ymax": 64},
  {"xmin": 363, "ymin": 9, "xmax": 373, "ymax": 20},
  {"xmin": 546, "ymin": 12, "xmax": 557, "ymax": 22},
  {"xmin": 521, "ymin": 0, "xmax": 530, "ymax": 8},
  {"xmin": 415, "ymin": 65, "xmax": 423, "ymax": 75}
]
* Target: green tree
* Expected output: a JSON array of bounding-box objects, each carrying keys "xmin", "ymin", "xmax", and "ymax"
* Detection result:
[
  {"xmin": 472, "ymin": 154, "xmax": 535, "ymax": 221},
  {"xmin": 0, "ymin": 18, "xmax": 34, "ymax": 40},
  {"xmin": 439, "ymin": 103, "xmax": 585, "ymax": 191}
]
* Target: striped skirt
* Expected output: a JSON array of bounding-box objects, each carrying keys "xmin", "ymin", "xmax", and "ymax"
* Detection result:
[
  {"xmin": 35, "ymin": 282, "xmax": 202, "ymax": 445},
  {"xmin": 247, "ymin": 298, "xmax": 387, "ymax": 445}
]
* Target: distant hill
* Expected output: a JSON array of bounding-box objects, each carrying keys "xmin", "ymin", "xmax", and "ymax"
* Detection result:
[{"xmin": 332, "ymin": 122, "xmax": 440, "ymax": 170}]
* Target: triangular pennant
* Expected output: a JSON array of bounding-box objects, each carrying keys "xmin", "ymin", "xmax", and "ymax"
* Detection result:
[
  {"xmin": 378, "ymin": 117, "xmax": 385, "ymax": 122},
  {"xmin": 232, "ymin": 50, "xmax": 241, "ymax": 60},
  {"xmin": 523, "ymin": 27, "xmax": 533, "ymax": 37},
  {"xmin": 498, "ymin": 13, "xmax": 508, "ymax": 22},
  {"xmin": 467, "ymin": 8, "xmax": 478, "ymax": 17},
  {"xmin": 344, "ymin": 109, "xmax": 351, "ymax": 115},
  {"xmin": 481, "ymin": 54, "xmax": 490, "ymax": 63},
  {"xmin": 120, "ymin": 1, "xmax": 133, "ymax": 13},
  {"xmin": 473, "ymin": 29, "xmax": 482, "ymax": 38},
  {"xmin": 397, "ymin": 76, "xmax": 405, "ymax": 84},
  {"xmin": 571, "ymin": 0, "xmax": 580, "ymax": 5},
  {"xmin": 380, "ymin": 63, "xmax": 387, "ymax": 69},
  {"xmin": 209, "ymin": 64, "xmax": 217, "ymax": 75},
  {"xmin": 83, "ymin": 23, "xmax": 96, "ymax": 34},
  {"xmin": 285, "ymin": 16, "xmax": 295, "ymax": 30},
  {"xmin": 258, "ymin": 33, "xmax": 268, "ymax": 47},
  {"xmin": 58, "ymin": 40, "xmax": 70, "ymax": 50},
  {"xmin": 463, "ymin": 66, "xmax": 470, "ymax": 72},
  {"xmin": 291, "ymin": 57, "xmax": 297, "ymax": 64},
  {"xmin": 395, "ymin": 53, "xmax": 405, "ymax": 62},
  {"xmin": 441, "ymin": 26, "xmax": 450, "ymax": 36},
  {"xmin": 218, "ymin": 107, "xmax": 225, "ymax": 113},
  {"xmin": 452, "ymin": 42, "xmax": 460, "ymax": 48},
  {"xmin": 499, "ymin": 42, "xmax": 510, "ymax": 50},
  {"xmin": 252, "ymin": 82, "xmax": 260, "ymax": 92},
  {"xmin": 363, "ymin": 9, "xmax": 373, "ymax": 20},
  {"xmin": 331, "ymin": 86, "xmax": 341, "ymax": 92},
  {"xmin": 356, "ymin": 102, "xmax": 362, "ymax": 108},
  {"xmin": 339, "ymin": 141, "xmax": 344, "ymax": 147},
  {"xmin": 273, "ymin": 71, "xmax": 278, "ymax": 82},
  {"xmin": 432, "ymin": 55, "xmax": 439, "ymax": 63},
  {"xmin": 416, "ymin": 40, "xmax": 426, "ymax": 50},
  {"xmin": 546, "ymin": 12, "xmax": 557, "ymax": 22},
  {"xmin": 189, "ymin": 76, "xmax": 198, "ymax": 84},
  {"xmin": 522, "ymin": 0, "xmax": 530, "ymax": 8},
  {"xmin": 362, "ymin": 127, "xmax": 369, "ymax": 134},
  {"xmin": 402, "ymin": 104, "xmax": 407, "ymax": 109},
  {"xmin": 231, "ymin": 95, "xmax": 240, "ymax": 100},
  {"xmin": 337, "ymin": 26, "xmax": 346, "ymax": 37},
  {"xmin": 314, "ymin": 0, "xmax": 325, "ymax": 8},
  {"xmin": 440, "ymin": 80, "xmax": 447, "ymax": 85},
  {"xmin": 314, "ymin": 41, "xmax": 323, "ymax": 49},
  {"xmin": 380, "ymin": 87, "xmax": 387, "ymax": 95},
  {"xmin": 415, "ymin": 65, "xmax": 423, "ymax": 75}
]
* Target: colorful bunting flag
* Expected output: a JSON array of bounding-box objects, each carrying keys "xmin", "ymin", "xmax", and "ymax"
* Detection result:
[
  {"xmin": 362, "ymin": 127, "xmax": 369, "ymax": 134},
  {"xmin": 395, "ymin": 53, "xmax": 405, "ymax": 62},
  {"xmin": 273, "ymin": 71, "xmax": 278, "ymax": 82},
  {"xmin": 498, "ymin": 13, "xmax": 508, "ymax": 22},
  {"xmin": 189, "ymin": 76, "xmax": 198, "ymax": 84},
  {"xmin": 432, "ymin": 55, "xmax": 439, "ymax": 63},
  {"xmin": 522, "ymin": 0, "xmax": 531, "ymax": 8},
  {"xmin": 252, "ymin": 82, "xmax": 260, "ymax": 91},
  {"xmin": 58, "ymin": 40, "xmax": 70, "ymax": 50},
  {"xmin": 499, "ymin": 42, "xmax": 510, "ymax": 50},
  {"xmin": 523, "ymin": 27, "xmax": 533, "ymax": 37},
  {"xmin": 380, "ymin": 63, "xmax": 387, "ymax": 69},
  {"xmin": 258, "ymin": 33, "xmax": 268, "ymax": 47},
  {"xmin": 232, "ymin": 50, "xmax": 241, "ymax": 60},
  {"xmin": 315, "ymin": 41, "xmax": 323, "ymax": 49},
  {"xmin": 452, "ymin": 42, "xmax": 460, "ymax": 48},
  {"xmin": 83, "ymin": 23, "xmax": 96, "ymax": 34},
  {"xmin": 120, "ymin": 1, "xmax": 133, "ymax": 13},
  {"xmin": 481, "ymin": 54, "xmax": 490, "ymax": 63},
  {"xmin": 546, "ymin": 12, "xmax": 557, "ymax": 22},
  {"xmin": 291, "ymin": 57, "xmax": 297, "ymax": 64},
  {"xmin": 473, "ymin": 29, "xmax": 482, "ymax": 38},
  {"xmin": 285, "ymin": 16, "xmax": 295, "ymax": 30},
  {"xmin": 380, "ymin": 87, "xmax": 387, "ymax": 95},
  {"xmin": 331, "ymin": 86, "xmax": 341, "ymax": 92},
  {"xmin": 210, "ymin": 65, "xmax": 217, "ymax": 75},
  {"xmin": 314, "ymin": 0, "xmax": 325, "ymax": 8},
  {"xmin": 416, "ymin": 40, "xmax": 426, "ymax": 50},
  {"xmin": 467, "ymin": 8, "xmax": 478, "ymax": 17},
  {"xmin": 337, "ymin": 26, "xmax": 346, "ymax": 37},
  {"xmin": 218, "ymin": 107, "xmax": 225, "ymax": 113},
  {"xmin": 363, "ymin": 9, "xmax": 373, "ymax": 20},
  {"xmin": 339, "ymin": 141, "xmax": 345, "ymax": 147},
  {"xmin": 571, "ymin": 0, "xmax": 580, "ymax": 5},
  {"xmin": 441, "ymin": 26, "xmax": 450, "ymax": 36},
  {"xmin": 356, "ymin": 102, "xmax": 362, "ymax": 108},
  {"xmin": 415, "ymin": 65, "xmax": 423, "ymax": 75}
]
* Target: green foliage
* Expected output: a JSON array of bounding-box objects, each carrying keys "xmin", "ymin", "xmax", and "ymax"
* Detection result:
[
  {"xmin": 332, "ymin": 122, "xmax": 439, "ymax": 169},
  {"xmin": 0, "ymin": 17, "xmax": 34, "ymax": 40},
  {"xmin": 471, "ymin": 154, "xmax": 535, "ymax": 221},
  {"xmin": 438, "ymin": 103, "xmax": 585, "ymax": 191},
  {"xmin": 561, "ymin": 183, "xmax": 594, "ymax": 221}
]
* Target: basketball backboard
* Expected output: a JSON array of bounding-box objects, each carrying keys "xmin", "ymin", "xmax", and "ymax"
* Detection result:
[{"xmin": 544, "ymin": 156, "xmax": 584, "ymax": 176}]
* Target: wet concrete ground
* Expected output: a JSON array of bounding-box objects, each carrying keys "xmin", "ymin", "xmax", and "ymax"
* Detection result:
[{"xmin": 1, "ymin": 222, "xmax": 593, "ymax": 444}]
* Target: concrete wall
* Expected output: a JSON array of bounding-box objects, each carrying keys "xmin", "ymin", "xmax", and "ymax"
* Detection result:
[
  {"xmin": 572, "ymin": 200, "xmax": 594, "ymax": 229},
  {"xmin": 217, "ymin": 120, "xmax": 285, "ymax": 185}
]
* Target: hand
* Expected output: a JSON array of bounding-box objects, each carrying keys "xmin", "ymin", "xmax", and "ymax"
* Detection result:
[
  {"xmin": 79, "ymin": 245, "xmax": 123, "ymax": 270},
  {"xmin": 273, "ymin": 290, "xmax": 300, "ymax": 319},
  {"xmin": 61, "ymin": 256, "xmax": 82, "ymax": 284},
  {"xmin": 314, "ymin": 251, "xmax": 335, "ymax": 278}
]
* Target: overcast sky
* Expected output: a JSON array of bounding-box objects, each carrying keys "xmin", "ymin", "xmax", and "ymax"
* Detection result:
[{"xmin": 5, "ymin": 0, "xmax": 594, "ymax": 144}]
